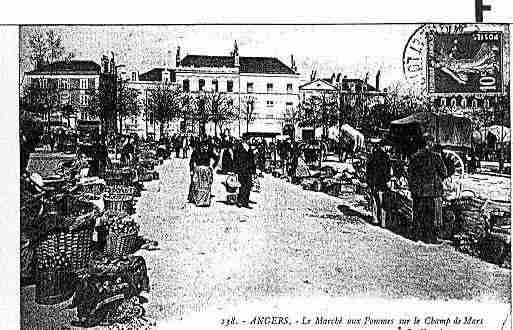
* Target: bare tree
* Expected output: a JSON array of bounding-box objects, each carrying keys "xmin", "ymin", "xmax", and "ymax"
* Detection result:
[
  {"xmin": 204, "ymin": 92, "xmax": 237, "ymax": 137},
  {"xmin": 27, "ymin": 29, "xmax": 66, "ymax": 69},
  {"xmin": 146, "ymin": 83, "xmax": 181, "ymax": 138},
  {"xmin": 45, "ymin": 30, "xmax": 65, "ymax": 64},
  {"xmin": 241, "ymin": 96, "xmax": 256, "ymax": 134},
  {"xmin": 283, "ymin": 104, "xmax": 303, "ymax": 141}
]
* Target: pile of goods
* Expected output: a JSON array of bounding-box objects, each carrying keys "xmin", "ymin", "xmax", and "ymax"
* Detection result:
[
  {"xmin": 71, "ymin": 255, "xmax": 150, "ymax": 328},
  {"xmin": 35, "ymin": 253, "xmax": 76, "ymax": 305},
  {"xmin": 104, "ymin": 188, "xmax": 135, "ymax": 215},
  {"xmin": 78, "ymin": 177, "xmax": 105, "ymax": 200}
]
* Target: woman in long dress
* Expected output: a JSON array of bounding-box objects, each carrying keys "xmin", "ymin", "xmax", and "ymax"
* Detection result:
[{"xmin": 188, "ymin": 140, "xmax": 217, "ymax": 206}]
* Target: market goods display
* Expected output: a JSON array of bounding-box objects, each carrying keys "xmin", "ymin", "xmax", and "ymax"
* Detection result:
[
  {"xmin": 72, "ymin": 255, "xmax": 150, "ymax": 327},
  {"xmin": 35, "ymin": 199, "xmax": 98, "ymax": 273},
  {"xmin": 104, "ymin": 192, "xmax": 134, "ymax": 215},
  {"xmin": 106, "ymin": 218, "xmax": 140, "ymax": 258},
  {"xmin": 35, "ymin": 253, "xmax": 76, "ymax": 305}
]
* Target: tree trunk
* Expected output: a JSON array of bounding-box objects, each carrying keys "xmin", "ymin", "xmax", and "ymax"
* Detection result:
[{"xmin": 145, "ymin": 109, "xmax": 148, "ymax": 138}]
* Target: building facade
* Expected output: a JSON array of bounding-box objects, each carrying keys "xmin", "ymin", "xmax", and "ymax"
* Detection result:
[
  {"xmin": 175, "ymin": 42, "xmax": 301, "ymax": 137},
  {"xmin": 25, "ymin": 60, "xmax": 102, "ymax": 127}
]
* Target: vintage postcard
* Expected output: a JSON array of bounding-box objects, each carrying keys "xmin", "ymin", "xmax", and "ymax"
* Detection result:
[{"xmin": 12, "ymin": 20, "xmax": 512, "ymax": 330}]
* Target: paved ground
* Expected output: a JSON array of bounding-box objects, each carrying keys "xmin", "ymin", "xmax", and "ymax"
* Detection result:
[{"xmin": 21, "ymin": 156, "xmax": 511, "ymax": 329}]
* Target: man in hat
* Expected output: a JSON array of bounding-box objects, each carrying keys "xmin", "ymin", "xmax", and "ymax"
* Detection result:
[
  {"xmin": 366, "ymin": 139, "xmax": 391, "ymax": 227},
  {"xmin": 408, "ymin": 133, "xmax": 447, "ymax": 244},
  {"xmin": 234, "ymin": 137, "xmax": 256, "ymax": 208}
]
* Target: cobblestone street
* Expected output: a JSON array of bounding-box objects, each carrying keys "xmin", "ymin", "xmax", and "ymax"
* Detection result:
[{"xmin": 21, "ymin": 157, "xmax": 511, "ymax": 329}]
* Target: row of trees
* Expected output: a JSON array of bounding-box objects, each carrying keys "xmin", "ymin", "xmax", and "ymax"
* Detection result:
[
  {"xmin": 145, "ymin": 84, "xmax": 258, "ymax": 138},
  {"xmin": 292, "ymin": 87, "xmax": 426, "ymax": 140}
]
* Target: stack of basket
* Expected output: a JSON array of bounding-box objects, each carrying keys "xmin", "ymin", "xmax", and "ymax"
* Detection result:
[
  {"xmin": 104, "ymin": 185, "xmax": 136, "ymax": 215},
  {"xmin": 34, "ymin": 197, "xmax": 98, "ymax": 304}
]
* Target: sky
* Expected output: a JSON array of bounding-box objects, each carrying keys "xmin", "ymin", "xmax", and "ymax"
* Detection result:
[{"xmin": 19, "ymin": 25, "xmax": 420, "ymax": 89}]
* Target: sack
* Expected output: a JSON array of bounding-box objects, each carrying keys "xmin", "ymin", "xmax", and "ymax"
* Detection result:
[{"xmin": 252, "ymin": 176, "xmax": 261, "ymax": 193}]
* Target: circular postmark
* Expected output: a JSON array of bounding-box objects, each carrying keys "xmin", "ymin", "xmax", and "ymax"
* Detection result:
[{"xmin": 402, "ymin": 24, "xmax": 479, "ymax": 92}]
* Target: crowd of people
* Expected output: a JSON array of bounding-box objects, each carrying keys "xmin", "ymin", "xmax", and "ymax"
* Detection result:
[
  {"xmin": 184, "ymin": 134, "xmax": 259, "ymax": 209},
  {"xmin": 366, "ymin": 133, "xmax": 456, "ymax": 245}
]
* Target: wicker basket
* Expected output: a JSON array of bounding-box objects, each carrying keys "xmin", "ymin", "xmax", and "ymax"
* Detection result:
[
  {"xmin": 104, "ymin": 194, "xmax": 134, "ymax": 214},
  {"xmin": 105, "ymin": 230, "xmax": 138, "ymax": 258},
  {"xmin": 105, "ymin": 185, "xmax": 136, "ymax": 197},
  {"xmin": 35, "ymin": 216, "xmax": 96, "ymax": 273},
  {"xmin": 80, "ymin": 182, "xmax": 105, "ymax": 195},
  {"xmin": 35, "ymin": 269, "xmax": 76, "ymax": 305}
]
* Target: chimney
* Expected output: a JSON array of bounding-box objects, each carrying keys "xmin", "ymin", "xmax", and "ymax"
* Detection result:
[
  {"xmin": 233, "ymin": 40, "xmax": 239, "ymax": 67},
  {"xmin": 290, "ymin": 54, "xmax": 297, "ymax": 72},
  {"xmin": 176, "ymin": 46, "xmax": 181, "ymax": 67},
  {"xmin": 101, "ymin": 55, "xmax": 109, "ymax": 74},
  {"xmin": 375, "ymin": 70, "xmax": 381, "ymax": 91}
]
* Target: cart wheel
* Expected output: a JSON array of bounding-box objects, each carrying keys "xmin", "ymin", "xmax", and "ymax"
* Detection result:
[{"xmin": 443, "ymin": 150, "xmax": 465, "ymax": 177}]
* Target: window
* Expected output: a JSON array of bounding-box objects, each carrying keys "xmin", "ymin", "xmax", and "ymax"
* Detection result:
[
  {"xmin": 267, "ymin": 83, "xmax": 273, "ymax": 93},
  {"xmin": 183, "ymin": 79, "xmax": 190, "ymax": 92},
  {"xmin": 266, "ymin": 100, "xmax": 274, "ymax": 107},
  {"xmin": 227, "ymin": 80, "xmax": 233, "ymax": 92},
  {"xmin": 247, "ymin": 82, "xmax": 254, "ymax": 93},
  {"xmin": 80, "ymin": 94, "xmax": 87, "ymax": 106},
  {"xmin": 212, "ymin": 80, "xmax": 219, "ymax": 92},
  {"xmin": 132, "ymin": 72, "xmax": 137, "ymax": 81},
  {"xmin": 199, "ymin": 79, "xmax": 205, "ymax": 91},
  {"xmin": 286, "ymin": 102, "xmax": 293, "ymax": 113},
  {"xmin": 170, "ymin": 71, "xmax": 176, "ymax": 83},
  {"xmin": 265, "ymin": 114, "xmax": 274, "ymax": 119},
  {"xmin": 88, "ymin": 78, "xmax": 96, "ymax": 90},
  {"xmin": 286, "ymin": 83, "xmax": 293, "ymax": 93},
  {"xmin": 61, "ymin": 78, "xmax": 69, "ymax": 89},
  {"xmin": 80, "ymin": 79, "xmax": 88, "ymax": 89}
]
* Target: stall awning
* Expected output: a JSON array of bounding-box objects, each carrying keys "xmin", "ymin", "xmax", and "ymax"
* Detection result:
[{"xmin": 242, "ymin": 132, "xmax": 280, "ymax": 139}]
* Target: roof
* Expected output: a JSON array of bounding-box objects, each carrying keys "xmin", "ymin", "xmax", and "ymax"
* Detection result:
[
  {"xmin": 299, "ymin": 79, "xmax": 338, "ymax": 91},
  {"xmin": 139, "ymin": 68, "xmax": 176, "ymax": 81},
  {"xmin": 341, "ymin": 78, "xmax": 377, "ymax": 91},
  {"xmin": 26, "ymin": 60, "xmax": 101, "ymax": 75},
  {"xmin": 180, "ymin": 55, "xmax": 297, "ymax": 75}
]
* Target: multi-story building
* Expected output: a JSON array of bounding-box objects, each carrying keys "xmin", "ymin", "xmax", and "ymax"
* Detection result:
[
  {"xmin": 175, "ymin": 43, "xmax": 301, "ymax": 137},
  {"xmin": 126, "ymin": 42, "xmax": 301, "ymax": 139},
  {"xmin": 25, "ymin": 60, "xmax": 102, "ymax": 127}
]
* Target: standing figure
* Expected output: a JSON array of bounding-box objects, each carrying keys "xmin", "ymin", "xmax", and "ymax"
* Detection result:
[
  {"xmin": 408, "ymin": 134, "xmax": 447, "ymax": 244},
  {"xmin": 120, "ymin": 138, "xmax": 134, "ymax": 165},
  {"xmin": 90, "ymin": 135, "xmax": 109, "ymax": 177},
  {"xmin": 182, "ymin": 135, "xmax": 190, "ymax": 158},
  {"xmin": 366, "ymin": 141, "xmax": 392, "ymax": 227},
  {"xmin": 188, "ymin": 140, "xmax": 217, "ymax": 206},
  {"xmin": 234, "ymin": 138, "xmax": 256, "ymax": 208},
  {"xmin": 174, "ymin": 134, "xmax": 182, "ymax": 158}
]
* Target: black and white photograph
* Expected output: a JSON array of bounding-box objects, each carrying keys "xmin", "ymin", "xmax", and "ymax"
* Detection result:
[{"xmin": 15, "ymin": 23, "xmax": 511, "ymax": 329}]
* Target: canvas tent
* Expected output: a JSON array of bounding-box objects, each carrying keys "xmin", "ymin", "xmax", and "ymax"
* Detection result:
[{"xmin": 388, "ymin": 112, "xmax": 474, "ymax": 155}]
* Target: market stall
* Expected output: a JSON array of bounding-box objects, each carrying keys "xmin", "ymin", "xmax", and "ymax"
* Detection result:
[
  {"xmin": 20, "ymin": 138, "xmax": 163, "ymax": 327},
  {"xmin": 384, "ymin": 113, "xmax": 510, "ymax": 266}
]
